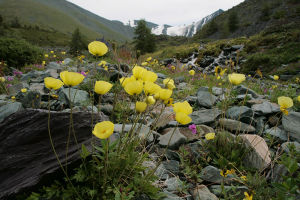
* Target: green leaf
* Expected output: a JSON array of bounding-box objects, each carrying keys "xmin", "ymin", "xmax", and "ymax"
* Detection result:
[{"xmin": 81, "ymin": 144, "xmax": 90, "ymax": 159}]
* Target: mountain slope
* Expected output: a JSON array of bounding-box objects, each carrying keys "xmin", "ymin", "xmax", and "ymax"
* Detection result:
[
  {"xmin": 0, "ymin": 0, "xmax": 135, "ymax": 41},
  {"xmin": 194, "ymin": 0, "xmax": 300, "ymax": 39},
  {"xmin": 151, "ymin": 9, "xmax": 223, "ymax": 37}
]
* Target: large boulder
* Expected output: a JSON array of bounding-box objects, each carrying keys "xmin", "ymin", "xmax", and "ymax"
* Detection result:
[
  {"xmin": 0, "ymin": 102, "xmax": 23, "ymax": 123},
  {"xmin": 0, "ymin": 109, "xmax": 108, "ymax": 199},
  {"xmin": 282, "ymin": 112, "xmax": 300, "ymax": 142}
]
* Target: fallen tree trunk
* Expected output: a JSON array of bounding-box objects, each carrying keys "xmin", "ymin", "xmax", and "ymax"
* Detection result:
[{"xmin": 0, "ymin": 109, "xmax": 108, "ymax": 199}]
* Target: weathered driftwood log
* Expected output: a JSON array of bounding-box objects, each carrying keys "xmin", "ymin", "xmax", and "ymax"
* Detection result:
[{"xmin": 0, "ymin": 109, "xmax": 108, "ymax": 199}]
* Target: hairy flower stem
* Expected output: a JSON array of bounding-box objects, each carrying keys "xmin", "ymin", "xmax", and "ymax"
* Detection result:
[{"xmin": 47, "ymin": 92, "xmax": 83, "ymax": 200}]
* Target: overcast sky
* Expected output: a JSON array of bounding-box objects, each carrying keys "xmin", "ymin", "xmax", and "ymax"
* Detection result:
[{"xmin": 67, "ymin": 0, "xmax": 244, "ymax": 26}]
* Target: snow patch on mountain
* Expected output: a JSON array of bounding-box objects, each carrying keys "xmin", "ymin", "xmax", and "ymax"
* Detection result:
[{"xmin": 151, "ymin": 9, "xmax": 223, "ymax": 37}]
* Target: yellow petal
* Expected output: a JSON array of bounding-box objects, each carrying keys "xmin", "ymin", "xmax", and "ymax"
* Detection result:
[
  {"xmin": 94, "ymin": 81, "xmax": 113, "ymax": 95},
  {"xmin": 136, "ymin": 101, "xmax": 147, "ymax": 113},
  {"xmin": 175, "ymin": 112, "xmax": 192, "ymax": 125},
  {"xmin": 44, "ymin": 77, "xmax": 64, "ymax": 90},
  {"xmin": 173, "ymin": 101, "xmax": 193, "ymax": 115},
  {"xmin": 60, "ymin": 71, "xmax": 85, "ymax": 86},
  {"xmin": 92, "ymin": 121, "xmax": 114, "ymax": 139},
  {"xmin": 205, "ymin": 132, "xmax": 215, "ymax": 140},
  {"xmin": 228, "ymin": 73, "xmax": 246, "ymax": 85},
  {"xmin": 145, "ymin": 96, "xmax": 156, "ymax": 105},
  {"xmin": 124, "ymin": 80, "xmax": 143, "ymax": 95},
  {"xmin": 278, "ymin": 96, "xmax": 293, "ymax": 109},
  {"xmin": 189, "ymin": 70, "xmax": 195, "ymax": 76},
  {"xmin": 88, "ymin": 41, "xmax": 108, "ymax": 56},
  {"xmin": 142, "ymin": 70, "xmax": 158, "ymax": 82},
  {"xmin": 159, "ymin": 89, "xmax": 172, "ymax": 100}
]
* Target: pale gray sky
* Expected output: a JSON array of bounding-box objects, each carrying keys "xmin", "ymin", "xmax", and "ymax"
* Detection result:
[{"xmin": 68, "ymin": 0, "xmax": 244, "ymax": 26}]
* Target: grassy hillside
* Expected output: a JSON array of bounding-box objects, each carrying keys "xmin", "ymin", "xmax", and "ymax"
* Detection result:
[
  {"xmin": 0, "ymin": 0, "xmax": 134, "ymax": 42},
  {"xmin": 194, "ymin": 0, "xmax": 300, "ymax": 40}
]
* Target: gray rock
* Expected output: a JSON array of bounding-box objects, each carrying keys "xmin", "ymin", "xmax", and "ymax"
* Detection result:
[
  {"xmin": 165, "ymin": 177, "xmax": 184, "ymax": 192},
  {"xmin": 0, "ymin": 100, "xmax": 8, "ymax": 107},
  {"xmin": 63, "ymin": 58, "xmax": 73, "ymax": 65},
  {"xmin": 239, "ymin": 134, "xmax": 271, "ymax": 170},
  {"xmin": 186, "ymin": 95, "xmax": 198, "ymax": 105},
  {"xmin": 100, "ymin": 104, "xmax": 113, "ymax": 115},
  {"xmin": 177, "ymin": 82, "xmax": 188, "ymax": 90},
  {"xmin": 157, "ymin": 73, "xmax": 167, "ymax": 79},
  {"xmin": 162, "ymin": 191, "xmax": 184, "ymax": 200},
  {"xmin": 114, "ymin": 123, "xmax": 156, "ymax": 142},
  {"xmin": 212, "ymin": 87, "xmax": 226, "ymax": 96},
  {"xmin": 265, "ymin": 127, "xmax": 288, "ymax": 141},
  {"xmin": 155, "ymin": 160, "xmax": 180, "ymax": 180},
  {"xmin": 21, "ymin": 70, "xmax": 51, "ymax": 82},
  {"xmin": 191, "ymin": 109, "xmax": 221, "ymax": 125},
  {"xmin": 236, "ymin": 94, "xmax": 253, "ymax": 100},
  {"xmin": 159, "ymin": 128, "xmax": 187, "ymax": 150},
  {"xmin": 59, "ymin": 88, "xmax": 89, "ymax": 107},
  {"xmin": 192, "ymin": 185, "xmax": 218, "ymax": 200},
  {"xmin": 197, "ymin": 89, "xmax": 217, "ymax": 108},
  {"xmin": 200, "ymin": 166, "xmax": 234, "ymax": 184},
  {"xmin": 225, "ymin": 106, "xmax": 254, "ymax": 120},
  {"xmin": 281, "ymin": 142, "xmax": 300, "ymax": 154},
  {"xmin": 271, "ymin": 164, "xmax": 288, "ymax": 183},
  {"xmin": 29, "ymin": 83, "xmax": 46, "ymax": 94},
  {"xmin": 282, "ymin": 112, "xmax": 300, "ymax": 142},
  {"xmin": 235, "ymin": 85, "xmax": 259, "ymax": 98},
  {"xmin": 219, "ymin": 118, "xmax": 256, "ymax": 133},
  {"xmin": 8, "ymin": 83, "xmax": 29, "ymax": 95},
  {"xmin": 256, "ymin": 116, "xmax": 266, "ymax": 135},
  {"xmin": 252, "ymin": 101, "xmax": 280, "ymax": 115},
  {"xmin": 47, "ymin": 61, "xmax": 61, "ymax": 69},
  {"xmin": 0, "ymin": 102, "xmax": 23, "ymax": 123}
]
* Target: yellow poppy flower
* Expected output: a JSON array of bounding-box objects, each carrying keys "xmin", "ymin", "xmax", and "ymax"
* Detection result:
[
  {"xmin": 205, "ymin": 132, "xmax": 215, "ymax": 140},
  {"xmin": 146, "ymin": 57, "xmax": 152, "ymax": 62},
  {"xmin": 21, "ymin": 88, "xmax": 27, "ymax": 93},
  {"xmin": 88, "ymin": 41, "xmax": 108, "ymax": 56},
  {"xmin": 228, "ymin": 73, "xmax": 246, "ymax": 85},
  {"xmin": 132, "ymin": 66, "xmax": 147, "ymax": 80},
  {"xmin": 136, "ymin": 101, "xmax": 147, "ymax": 113},
  {"xmin": 98, "ymin": 60, "xmax": 107, "ymax": 66},
  {"xmin": 50, "ymin": 51, "xmax": 54, "ymax": 54},
  {"xmin": 0, "ymin": 77, "xmax": 5, "ymax": 82},
  {"xmin": 171, "ymin": 66, "xmax": 176, "ymax": 70},
  {"xmin": 124, "ymin": 80, "xmax": 143, "ymax": 95},
  {"xmin": 104, "ymin": 66, "xmax": 108, "ymax": 71},
  {"xmin": 273, "ymin": 75, "xmax": 279, "ymax": 80},
  {"xmin": 278, "ymin": 96, "xmax": 293, "ymax": 115},
  {"xmin": 217, "ymin": 76, "xmax": 221, "ymax": 80},
  {"xmin": 241, "ymin": 176, "xmax": 247, "ymax": 181},
  {"xmin": 42, "ymin": 61, "xmax": 46, "ymax": 66},
  {"xmin": 45, "ymin": 54, "xmax": 49, "ymax": 58},
  {"xmin": 61, "ymin": 51, "xmax": 66, "ymax": 55},
  {"xmin": 44, "ymin": 77, "xmax": 64, "ymax": 90},
  {"xmin": 297, "ymin": 95, "xmax": 300, "ymax": 102},
  {"xmin": 11, "ymin": 96, "xmax": 16, "ymax": 101},
  {"xmin": 243, "ymin": 192, "xmax": 253, "ymax": 200},
  {"xmin": 159, "ymin": 89, "xmax": 172, "ymax": 100},
  {"xmin": 144, "ymin": 81, "xmax": 161, "ymax": 95},
  {"xmin": 94, "ymin": 81, "xmax": 113, "ymax": 95},
  {"xmin": 175, "ymin": 112, "xmax": 192, "ymax": 125},
  {"xmin": 53, "ymin": 55, "xmax": 56, "ymax": 58},
  {"xmin": 166, "ymin": 82, "xmax": 176, "ymax": 90},
  {"xmin": 142, "ymin": 70, "xmax": 158, "ymax": 82},
  {"xmin": 92, "ymin": 121, "xmax": 114, "ymax": 139},
  {"xmin": 173, "ymin": 101, "xmax": 193, "ymax": 115},
  {"xmin": 145, "ymin": 96, "xmax": 156, "ymax": 105},
  {"xmin": 141, "ymin": 62, "xmax": 148, "ymax": 66},
  {"xmin": 189, "ymin": 70, "xmax": 195, "ymax": 76},
  {"xmin": 119, "ymin": 76, "xmax": 136, "ymax": 87},
  {"xmin": 60, "ymin": 71, "xmax": 85, "ymax": 86},
  {"xmin": 163, "ymin": 78, "xmax": 174, "ymax": 85}
]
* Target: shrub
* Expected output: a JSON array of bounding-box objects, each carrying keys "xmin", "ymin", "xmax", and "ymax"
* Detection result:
[{"xmin": 0, "ymin": 37, "xmax": 42, "ymax": 69}]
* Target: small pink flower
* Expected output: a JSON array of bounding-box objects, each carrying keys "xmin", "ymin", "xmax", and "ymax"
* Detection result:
[
  {"xmin": 80, "ymin": 71, "xmax": 87, "ymax": 77},
  {"xmin": 189, "ymin": 124, "xmax": 197, "ymax": 135},
  {"xmin": 6, "ymin": 84, "xmax": 12, "ymax": 88},
  {"xmin": 7, "ymin": 76, "xmax": 14, "ymax": 81}
]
